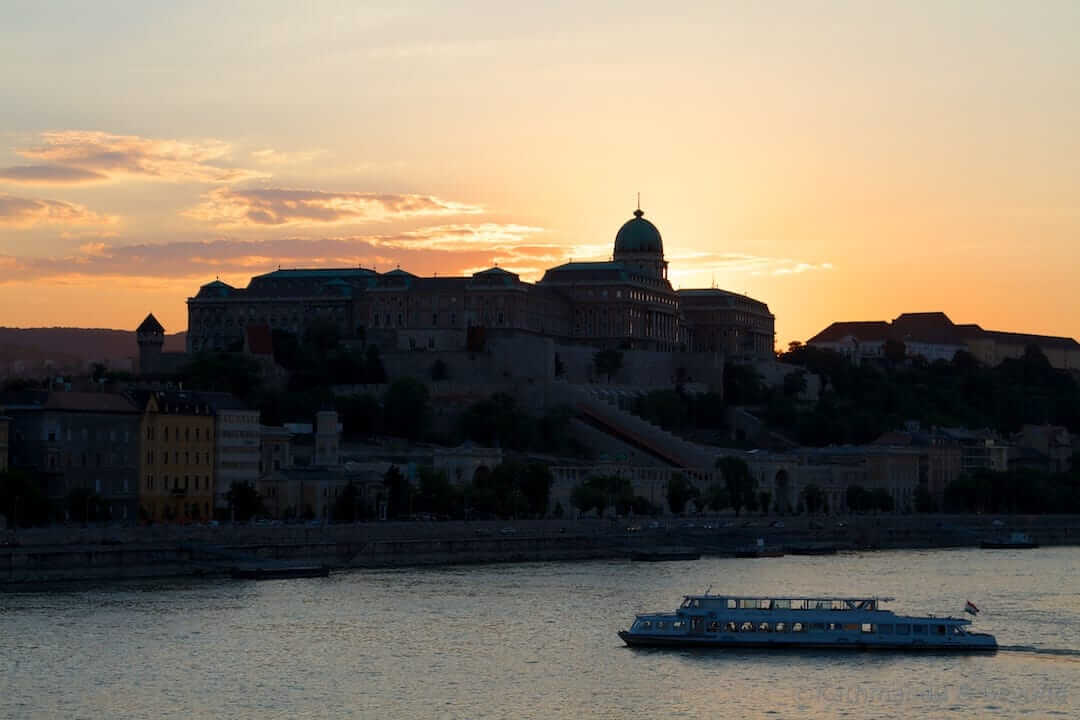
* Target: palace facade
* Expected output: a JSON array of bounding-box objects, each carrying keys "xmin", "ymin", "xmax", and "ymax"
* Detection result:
[{"xmin": 185, "ymin": 209, "xmax": 775, "ymax": 358}]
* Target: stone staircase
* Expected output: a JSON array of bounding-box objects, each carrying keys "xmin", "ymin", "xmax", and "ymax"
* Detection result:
[{"xmin": 551, "ymin": 383, "xmax": 718, "ymax": 469}]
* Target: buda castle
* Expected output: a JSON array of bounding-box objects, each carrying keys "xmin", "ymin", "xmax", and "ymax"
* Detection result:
[{"xmin": 183, "ymin": 209, "xmax": 775, "ymax": 361}]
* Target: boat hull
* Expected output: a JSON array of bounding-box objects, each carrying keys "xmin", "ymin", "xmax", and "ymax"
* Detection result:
[{"xmin": 618, "ymin": 631, "xmax": 997, "ymax": 652}]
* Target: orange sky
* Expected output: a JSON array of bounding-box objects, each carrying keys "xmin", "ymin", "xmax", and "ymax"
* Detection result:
[{"xmin": 2, "ymin": 1, "xmax": 1078, "ymax": 347}]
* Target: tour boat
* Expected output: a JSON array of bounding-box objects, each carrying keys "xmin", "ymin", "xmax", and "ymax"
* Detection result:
[{"xmin": 619, "ymin": 594, "xmax": 997, "ymax": 650}]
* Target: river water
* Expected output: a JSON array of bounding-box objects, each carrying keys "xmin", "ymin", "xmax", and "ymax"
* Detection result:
[{"xmin": 2, "ymin": 547, "xmax": 1078, "ymax": 719}]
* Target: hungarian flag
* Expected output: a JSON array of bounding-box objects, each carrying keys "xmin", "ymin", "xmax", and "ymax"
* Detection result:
[{"xmin": 964, "ymin": 601, "xmax": 980, "ymax": 616}]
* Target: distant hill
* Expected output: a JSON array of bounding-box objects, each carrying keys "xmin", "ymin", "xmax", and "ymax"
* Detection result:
[{"xmin": 0, "ymin": 327, "xmax": 186, "ymax": 377}]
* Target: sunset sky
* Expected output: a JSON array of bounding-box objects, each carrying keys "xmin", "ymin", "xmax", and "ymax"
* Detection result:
[{"xmin": 2, "ymin": 1, "xmax": 1078, "ymax": 347}]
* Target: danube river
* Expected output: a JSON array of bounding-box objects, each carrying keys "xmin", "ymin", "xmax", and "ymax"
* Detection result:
[{"xmin": 3, "ymin": 547, "xmax": 1078, "ymax": 719}]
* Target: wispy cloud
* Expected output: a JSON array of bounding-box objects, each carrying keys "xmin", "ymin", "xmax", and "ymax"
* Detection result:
[
  {"xmin": 666, "ymin": 252, "xmax": 834, "ymax": 280},
  {"xmin": 250, "ymin": 148, "xmax": 325, "ymax": 166},
  {"xmin": 14, "ymin": 131, "xmax": 266, "ymax": 184},
  {"xmin": 0, "ymin": 223, "xmax": 553, "ymax": 283},
  {"xmin": 185, "ymin": 188, "xmax": 484, "ymax": 227},
  {"xmin": 0, "ymin": 192, "xmax": 117, "ymax": 228},
  {"xmin": 0, "ymin": 165, "xmax": 107, "ymax": 185}
]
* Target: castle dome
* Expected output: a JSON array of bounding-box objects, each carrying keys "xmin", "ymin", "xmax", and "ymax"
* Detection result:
[{"xmin": 614, "ymin": 209, "xmax": 663, "ymax": 255}]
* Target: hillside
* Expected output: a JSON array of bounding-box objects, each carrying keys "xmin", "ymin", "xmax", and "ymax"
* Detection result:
[{"xmin": 0, "ymin": 327, "xmax": 186, "ymax": 376}]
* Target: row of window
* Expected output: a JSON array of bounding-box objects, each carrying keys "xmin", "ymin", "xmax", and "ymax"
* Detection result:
[
  {"xmin": 639, "ymin": 619, "xmax": 959, "ymax": 636},
  {"xmin": 144, "ymin": 474, "xmax": 212, "ymax": 491},
  {"xmin": 145, "ymin": 450, "xmax": 211, "ymax": 466},
  {"xmin": 146, "ymin": 426, "xmax": 210, "ymax": 442},
  {"xmin": 46, "ymin": 428, "xmax": 130, "ymax": 443}
]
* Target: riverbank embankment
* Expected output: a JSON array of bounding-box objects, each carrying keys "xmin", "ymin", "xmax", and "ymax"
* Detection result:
[{"xmin": 2, "ymin": 514, "xmax": 1078, "ymax": 587}]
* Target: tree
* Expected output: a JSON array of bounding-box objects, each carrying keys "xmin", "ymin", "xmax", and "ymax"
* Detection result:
[
  {"xmin": 846, "ymin": 484, "xmax": 869, "ymax": 513},
  {"xmin": 666, "ymin": 473, "xmax": 700, "ymax": 515},
  {"xmin": 66, "ymin": 487, "xmax": 106, "ymax": 524},
  {"xmin": 430, "ymin": 358, "xmax": 449, "ymax": 382},
  {"xmin": 593, "ymin": 349, "xmax": 623, "ymax": 383},
  {"xmin": 758, "ymin": 491, "xmax": 772, "ymax": 516},
  {"xmin": 703, "ymin": 481, "xmax": 730, "ymax": 512},
  {"xmin": 717, "ymin": 456, "xmax": 756, "ymax": 516},
  {"xmin": 226, "ymin": 482, "xmax": 265, "ymax": 523},
  {"xmin": 914, "ymin": 484, "xmax": 936, "ymax": 513},
  {"xmin": 415, "ymin": 467, "xmax": 459, "ymax": 516},
  {"xmin": 518, "ymin": 463, "xmax": 554, "ymax": 517},
  {"xmin": 331, "ymin": 482, "xmax": 362, "ymax": 524},
  {"xmin": 383, "ymin": 466, "xmax": 411, "ymax": 519},
  {"xmin": 0, "ymin": 470, "xmax": 50, "ymax": 528},
  {"xmin": 570, "ymin": 481, "xmax": 604, "ymax": 518},
  {"xmin": 883, "ymin": 338, "xmax": 907, "ymax": 364},
  {"xmin": 783, "ymin": 370, "xmax": 808, "ymax": 398},
  {"xmin": 870, "ymin": 488, "xmax": 894, "ymax": 513},
  {"xmin": 364, "ymin": 345, "xmax": 387, "ymax": 383},
  {"xmin": 383, "ymin": 378, "xmax": 430, "ymax": 440},
  {"xmin": 802, "ymin": 484, "xmax": 825, "ymax": 514}
]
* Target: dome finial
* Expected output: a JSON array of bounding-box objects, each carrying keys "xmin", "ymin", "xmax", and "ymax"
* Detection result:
[{"xmin": 635, "ymin": 192, "xmax": 643, "ymax": 217}]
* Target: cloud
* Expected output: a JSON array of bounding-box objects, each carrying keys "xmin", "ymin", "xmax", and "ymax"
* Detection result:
[
  {"xmin": 0, "ymin": 165, "xmax": 108, "ymax": 185},
  {"xmin": 185, "ymin": 187, "xmax": 483, "ymax": 227},
  {"xmin": 0, "ymin": 223, "xmax": 551, "ymax": 284},
  {"xmin": 15, "ymin": 130, "xmax": 266, "ymax": 184},
  {"xmin": 666, "ymin": 251, "xmax": 834, "ymax": 280},
  {"xmin": 0, "ymin": 192, "xmax": 117, "ymax": 227},
  {"xmin": 250, "ymin": 148, "xmax": 325, "ymax": 166}
]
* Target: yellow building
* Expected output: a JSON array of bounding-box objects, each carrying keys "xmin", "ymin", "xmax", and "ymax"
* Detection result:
[{"xmin": 136, "ymin": 392, "xmax": 215, "ymax": 524}]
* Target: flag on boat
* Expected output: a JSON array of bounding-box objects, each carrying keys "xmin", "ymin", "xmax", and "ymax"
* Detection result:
[{"xmin": 964, "ymin": 601, "xmax": 980, "ymax": 616}]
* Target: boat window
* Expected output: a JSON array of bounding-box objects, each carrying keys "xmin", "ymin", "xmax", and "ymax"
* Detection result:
[
  {"xmin": 639, "ymin": 620, "xmax": 652, "ymax": 630},
  {"xmin": 759, "ymin": 622, "xmax": 770, "ymax": 632},
  {"xmin": 773, "ymin": 599, "xmax": 791, "ymax": 610},
  {"xmin": 775, "ymin": 622, "xmax": 787, "ymax": 633},
  {"xmin": 692, "ymin": 599, "xmax": 701, "ymax": 608},
  {"xmin": 861, "ymin": 624, "xmax": 874, "ymax": 634},
  {"xmin": 739, "ymin": 621, "xmax": 755, "ymax": 632},
  {"xmin": 951, "ymin": 626, "xmax": 965, "ymax": 636},
  {"xmin": 727, "ymin": 599, "xmax": 737, "ymax": 609},
  {"xmin": 935, "ymin": 625, "xmax": 946, "ymax": 636},
  {"xmin": 656, "ymin": 621, "xmax": 666, "ymax": 630},
  {"xmin": 681, "ymin": 598, "xmax": 692, "ymax": 608},
  {"xmin": 827, "ymin": 623, "xmax": 839, "ymax": 632},
  {"xmin": 739, "ymin": 599, "xmax": 757, "ymax": 609},
  {"xmin": 843, "ymin": 623, "xmax": 860, "ymax": 632},
  {"xmin": 725, "ymin": 621, "xmax": 737, "ymax": 632},
  {"xmin": 791, "ymin": 622, "xmax": 805, "ymax": 632},
  {"xmin": 896, "ymin": 624, "xmax": 910, "ymax": 635},
  {"xmin": 791, "ymin": 600, "xmax": 806, "ymax": 610},
  {"xmin": 708, "ymin": 621, "xmax": 720, "ymax": 632},
  {"xmin": 912, "ymin": 625, "xmax": 927, "ymax": 635},
  {"xmin": 811, "ymin": 623, "xmax": 825, "ymax": 633},
  {"xmin": 878, "ymin": 624, "xmax": 894, "ymax": 634},
  {"xmin": 832, "ymin": 600, "xmax": 847, "ymax": 611},
  {"xmin": 758, "ymin": 599, "xmax": 771, "ymax": 610},
  {"xmin": 812, "ymin": 600, "xmax": 829, "ymax": 610}
]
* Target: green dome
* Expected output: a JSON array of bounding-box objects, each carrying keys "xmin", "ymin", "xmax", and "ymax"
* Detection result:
[{"xmin": 614, "ymin": 209, "xmax": 663, "ymax": 254}]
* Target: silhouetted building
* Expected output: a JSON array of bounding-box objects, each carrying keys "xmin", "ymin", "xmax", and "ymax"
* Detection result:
[
  {"xmin": 808, "ymin": 312, "xmax": 1079, "ymax": 368},
  {"xmin": 186, "ymin": 209, "xmax": 775, "ymax": 358}
]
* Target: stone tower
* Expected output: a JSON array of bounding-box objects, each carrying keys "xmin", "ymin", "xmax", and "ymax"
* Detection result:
[{"xmin": 136, "ymin": 313, "xmax": 165, "ymax": 375}]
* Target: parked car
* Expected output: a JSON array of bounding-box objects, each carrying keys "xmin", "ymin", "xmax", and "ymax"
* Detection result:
[
  {"xmin": 499, "ymin": 527, "xmax": 517, "ymax": 536},
  {"xmin": 770, "ymin": 520, "xmax": 785, "ymax": 528}
]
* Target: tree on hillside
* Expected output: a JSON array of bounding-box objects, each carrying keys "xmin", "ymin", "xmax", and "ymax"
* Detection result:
[
  {"xmin": 593, "ymin": 349, "xmax": 623, "ymax": 383},
  {"xmin": 703, "ymin": 480, "xmax": 730, "ymax": 512},
  {"xmin": 226, "ymin": 481, "xmax": 265, "ymax": 523},
  {"xmin": 717, "ymin": 456, "xmax": 756, "ymax": 516},
  {"xmin": 801, "ymin": 484, "xmax": 825, "ymax": 514},
  {"xmin": 331, "ymin": 481, "xmax": 362, "ymax": 524},
  {"xmin": 383, "ymin": 378, "xmax": 430, "ymax": 440},
  {"xmin": 383, "ymin": 465, "xmax": 411, "ymax": 519},
  {"xmin": 666, "ymin": 473, "xmax": 700, "ymax": 515}
]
